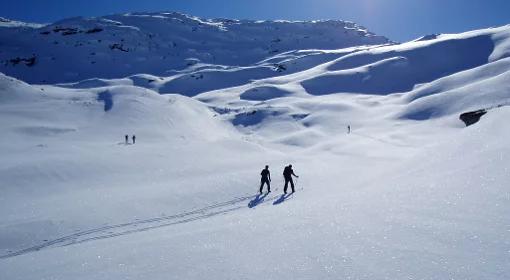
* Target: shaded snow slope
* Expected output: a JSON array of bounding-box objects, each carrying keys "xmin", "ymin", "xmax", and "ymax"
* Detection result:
[
  {"xmin": 0, "ymin": 12, "xmax": 389, "ymax": 84},
  {"xmin": 298, "ymin": 26, "xmax": 510, "ymax": 96},
  {"xmin": 194, "ymin": 25, "xmax": 510, "ymax": 126}
]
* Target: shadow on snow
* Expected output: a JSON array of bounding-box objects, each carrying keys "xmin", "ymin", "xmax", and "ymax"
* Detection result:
[{"xmin": 273, "ymin": 193, "xmax": 292, "ymax": 205}]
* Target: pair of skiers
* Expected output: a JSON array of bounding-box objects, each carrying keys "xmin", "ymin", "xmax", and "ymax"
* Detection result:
[
  {"xmin": 125, "ymin": 134, "xmax": 136, "ymax": 144},
  {"xmin": 260, "ymin": 165, "xmax": 299, "ymax": 194}
]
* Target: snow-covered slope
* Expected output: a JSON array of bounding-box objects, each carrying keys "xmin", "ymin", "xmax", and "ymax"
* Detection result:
[
  {"xmin": 0, "ymin": 17, "xmax": 43, "ymax": 28},
  {"xmin": 0, "ymin": 12, "xmax": 389, "ymax": 85},
  {"xmin": 0, "ymin": 13, "xmax": 509, "ymax": 280}
]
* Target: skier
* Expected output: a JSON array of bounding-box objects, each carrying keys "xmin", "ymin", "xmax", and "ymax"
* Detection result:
[
  {"xmin": 132, "ymin": 134, "xmax": 136, "ymax": 144},
  {"xmin": 260, "ymin": 165, "xmax": 271, "ymax": 193},
  {"xmin": 347, "ymin": 125, "xmax": 351, "ymax": 134},
  {"xmin": 125, "ymin": 134, "xmax": 129, "ymax": 144},
  {"xmin": 283, "ymin": 164, "xmax": 299, "ymax": 194}
]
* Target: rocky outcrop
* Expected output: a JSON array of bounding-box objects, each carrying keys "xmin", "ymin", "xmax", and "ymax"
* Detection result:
[{"xmin": 459, "ymin": 109, "xmax": 487, "ymax": 126}]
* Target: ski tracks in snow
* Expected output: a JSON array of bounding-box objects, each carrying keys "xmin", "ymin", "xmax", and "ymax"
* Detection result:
[{"xmin": 0, "ymin": 192, "xmax": 287, "ymax": 260}]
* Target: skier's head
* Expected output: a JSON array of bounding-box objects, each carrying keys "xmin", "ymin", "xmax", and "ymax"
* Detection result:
[
  {"xmin": 265, "ymin": 165, "xmax": 269, "ymax": 169},
  {"xmin": 289, "ymin": 164, "xmax": 292, "ymax": 168}
]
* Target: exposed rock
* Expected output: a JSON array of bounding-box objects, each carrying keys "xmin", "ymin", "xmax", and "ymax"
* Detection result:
[
  {"xmin": 459, "ymin": 109, "xmax": 487, "ymax": 126},
  {"xmin": 109, "ymin": 43, "xmax": 129, "ymax": 52},
  {"xmin": 85, "ymin": 27, "xmax": 103, "ymax": 34},
  {"xmin": 8, "ymin": 56, "xmax": 37, "ymax": 67}
]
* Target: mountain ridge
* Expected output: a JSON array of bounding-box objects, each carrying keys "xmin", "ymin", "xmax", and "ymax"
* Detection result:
[{"xmin": 0, "ymin": 11, "xmax": 390, "ymax": 84}]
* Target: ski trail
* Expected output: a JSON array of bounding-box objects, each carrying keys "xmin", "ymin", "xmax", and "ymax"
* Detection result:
[{"xmin": 0, "ymin": 192, "xmax": 282, "ymax": 260}]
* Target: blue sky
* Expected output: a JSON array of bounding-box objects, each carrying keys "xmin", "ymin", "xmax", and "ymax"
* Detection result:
[{"xmin": 2, "ymin": 0, "xmax": 510, "ymax": 42}]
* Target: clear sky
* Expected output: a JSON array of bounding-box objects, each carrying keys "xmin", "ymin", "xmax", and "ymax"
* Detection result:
[{"xmin": 2, "ymin": 0, "xmax": 510, "ymax": 42}]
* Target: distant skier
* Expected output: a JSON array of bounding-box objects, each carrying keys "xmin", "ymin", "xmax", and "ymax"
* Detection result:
[
  {"xmin": 347, "ymin": 125, "xmax": 351, "ymax": 134},
  {"xmin": 260, "ymin": 165, "xmax": 271, "ymax": 193},
  {"xmin": 125, "ymin": 134, "xmax": 129, "ymax": 144},
  {"xmin": 283, "ymin": 164, "xmax": 299, "ymax": 194},
  {"xmin": 132, "ymin": 135, "xmax": 136, "ymax": 144}
]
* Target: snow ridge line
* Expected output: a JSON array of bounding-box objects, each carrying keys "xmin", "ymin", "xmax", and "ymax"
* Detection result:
[{"xmin": 0, "ymin": 192, "xmax": 283, "ymax": 260}]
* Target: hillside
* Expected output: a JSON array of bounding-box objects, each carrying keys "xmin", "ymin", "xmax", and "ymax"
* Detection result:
[{"xmin": 0, "ymin": 12, "xmax": 389, "ymax": 85}]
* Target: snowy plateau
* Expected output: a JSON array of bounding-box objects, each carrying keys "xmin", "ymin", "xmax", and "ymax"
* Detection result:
[{"xmin": 0, "ymin": 12, "xmax": 509, "ymax": 280}]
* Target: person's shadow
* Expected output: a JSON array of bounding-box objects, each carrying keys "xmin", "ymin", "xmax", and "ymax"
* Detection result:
[
  {"xmin": 273, "ymin": 193, "xmax": 292, "ymax": 205},
  {"xmin": 248, "ymin": 193, "xmax": 269, "ymax": 208}
]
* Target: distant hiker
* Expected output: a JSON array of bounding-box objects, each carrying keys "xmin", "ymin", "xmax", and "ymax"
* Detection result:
[
  {"xmin": 283, "ymin": 164, "xmax": 299, "ymax": 193},
  {"xmin": 125, "ymin": 134, "xmax": 129, "ymax": 144},
  {"xmin": 260, "ymin": 165, "xmax": 271, "ymax": 193},
  {"xmin": 132, "ymin": 135, "xmax": 136, "ymax": 144},
  {"xmin": 347, "ymin": 125, "xmax": 351, "ymax": 134}
]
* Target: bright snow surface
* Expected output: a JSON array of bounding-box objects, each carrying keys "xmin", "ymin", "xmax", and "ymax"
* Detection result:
[{"xmin": 0, "ymin": 13, "xmax": 509, "ymax": 280}]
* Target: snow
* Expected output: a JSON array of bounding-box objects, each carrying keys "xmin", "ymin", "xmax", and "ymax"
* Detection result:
[
  {"xmin": 0, "ymin": 12, "xmax": 509, "ymax": 280},
  {"xmin": 0, "ymin": 17, "xmax": 43, "ymax": 28},
  {"xmin": 0, "ymin": 12, "xmax": 390, "ymax": 85}
]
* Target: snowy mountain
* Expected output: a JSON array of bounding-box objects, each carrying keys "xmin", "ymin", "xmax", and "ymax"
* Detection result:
[
  {"xmin": 0, "ymin": 12, "xmax": 389, "ymax": 85},
  {"xmin": 0, "ymin": 12, "xmax": 509, "ymax": 280}
]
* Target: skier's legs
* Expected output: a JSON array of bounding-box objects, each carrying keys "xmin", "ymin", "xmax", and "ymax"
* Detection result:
[
  {"xmin": 260, "ymin": 179, "xmax": 270, "ymax": 193},
  {"xmin": 284, "ymin": 178, "xmax": 289, "ymax": 193},
  {"xmin": 290, "ymin": 178, "xmax": 295, "ymax": 192}
]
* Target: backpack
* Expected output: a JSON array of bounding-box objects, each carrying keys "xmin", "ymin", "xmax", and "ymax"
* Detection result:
[
  {"xmin": 283, "ymin": 166, "xmax": 290, "ymax": 177},
  {"xmin": 261, "ymin": 169, "xmax": 269, "ymax": 177}
]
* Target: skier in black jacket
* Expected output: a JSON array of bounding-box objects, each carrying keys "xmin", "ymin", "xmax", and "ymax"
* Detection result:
[
  {"xmin": 283, "ymin": 164, "xmax": 299, "ymax": 193},
  {"xmin": 260, "ymin": 165, "xmax": 271, "ymax": 193}
]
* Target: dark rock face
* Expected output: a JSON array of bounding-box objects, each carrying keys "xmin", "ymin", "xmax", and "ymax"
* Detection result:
[
  {"xmin": 85, "ymin": 27, "xmax": 103, "ymax": 34},
  {"xmin": 109, "ymin": 43, "xmax": 129, "ymax": 52},
  {"xmin": 460, "ymin": 109, "xmax": 487, "ymax": 126},
  {"xmin": 7, "ymin": 56, "xmax": 37, "ymax": 67}
]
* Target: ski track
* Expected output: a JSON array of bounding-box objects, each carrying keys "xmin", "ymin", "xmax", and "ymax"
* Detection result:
[{"xmin": 0, "ymin": 192, "xmax": 287, "ymax": 260}]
